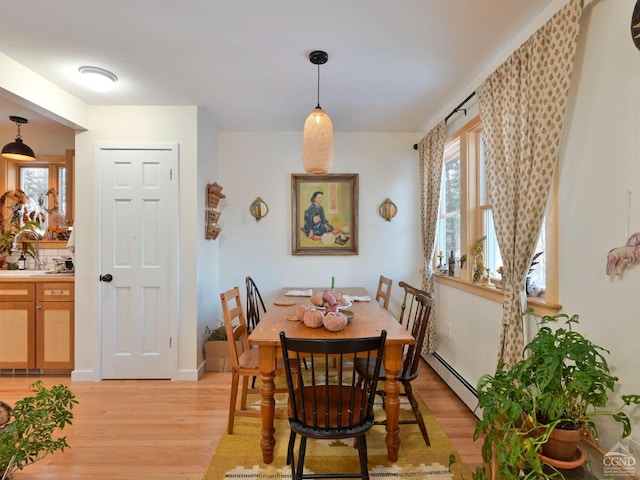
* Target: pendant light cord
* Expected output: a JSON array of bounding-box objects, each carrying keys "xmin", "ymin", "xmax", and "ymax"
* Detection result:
[
  {"xmin": 316, "ymin": 63, "xmax": 321, "ymax": 109},
  {"xmin": 15, "ymin": 121, "xmax": 22, "ymax": 141}
]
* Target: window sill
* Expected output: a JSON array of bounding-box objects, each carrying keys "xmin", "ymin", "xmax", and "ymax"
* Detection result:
[{"xmin": 433, "ymin": 273, "xmax": 562, "ymax": 317}]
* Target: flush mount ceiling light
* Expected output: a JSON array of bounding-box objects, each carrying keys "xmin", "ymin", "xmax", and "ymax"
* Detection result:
[
  {"xmin": 78, "ymin": 66, "xmax": 118, "ymax": 91},
  {"xmin": 1, "ymin": 116, "xmax": 36, "ymax": 161},
  {"xmin": 302, "ymin": 50, "xmax": 334, "ymax": 175}
]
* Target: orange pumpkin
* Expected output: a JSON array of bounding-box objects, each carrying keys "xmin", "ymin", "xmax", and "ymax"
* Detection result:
[
  {"xmin": 323, "ymin": 311, "xmax": 348, "ymax": 332},
  {"xmin": 303, "ymin": 308, "xmax": 324, "ymax": 328},
  {"xmin": 296, "ymin": 304, "xmax": 309, "ymax": 320}
]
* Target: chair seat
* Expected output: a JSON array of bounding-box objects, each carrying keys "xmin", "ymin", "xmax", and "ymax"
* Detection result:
[
  {"xmin": 237, "ymin": 347, "xmax": 289, "ymax": 375},
  {"xmin": 353, "ymin": 357, "xmax": 418, "ymax": 383}
]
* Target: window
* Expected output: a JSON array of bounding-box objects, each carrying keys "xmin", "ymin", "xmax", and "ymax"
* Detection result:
[
  {"xmin": 7, "ymin": 150, "xmax": 74, "ymax": 241},
  {"xmin": 436, "ymin": 139, "xmax": 461, "ymax": 260},
  {"xmin": 434, "ymin": 117, "xmax": 557, "ymax": 306}
]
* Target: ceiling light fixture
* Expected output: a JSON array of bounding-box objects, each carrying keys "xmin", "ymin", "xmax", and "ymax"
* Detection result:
[
  {"xmin": 1, "ymin": 116, "xmax": 36, "ymax": 161},
  {"xmin": 78, "ymin": 66, "xmax": 118, "ymax": 91},
  {"xmin": 302, "ymin": 50, "xmax": 334, "ymax": 175}
]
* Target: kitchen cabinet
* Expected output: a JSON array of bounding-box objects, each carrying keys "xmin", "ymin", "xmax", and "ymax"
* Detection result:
[{"xmin": 0, "ymin": 278, "xmax": 74, "ymax": 370}]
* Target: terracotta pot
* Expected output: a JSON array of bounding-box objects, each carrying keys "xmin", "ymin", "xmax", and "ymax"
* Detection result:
[{"xmin": 540, "ymin": 426, "xmax": 586, "ymax": 463}]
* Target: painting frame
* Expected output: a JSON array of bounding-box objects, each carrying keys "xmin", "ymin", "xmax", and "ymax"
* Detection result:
[{"xmin": 291, "ymin": 173, "xmax": 359, "ymax": 255}]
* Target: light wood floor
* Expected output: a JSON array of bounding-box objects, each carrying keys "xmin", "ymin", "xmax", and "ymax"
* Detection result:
[{"xmin": 1, "ymin": 360, "xmax": 483, "ymax": 479}]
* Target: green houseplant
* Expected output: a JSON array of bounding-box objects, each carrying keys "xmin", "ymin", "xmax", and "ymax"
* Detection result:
[
  {"xmin": 473, "ymin": 312, "xmax": 640, "ymax": 479},
  {"xmin": 0, "ymin": 189, "xmax": 40, "ymax": 265},
  {"xmin": 0, "ymin": 381, "xmax": 77, "ymax": 479}
]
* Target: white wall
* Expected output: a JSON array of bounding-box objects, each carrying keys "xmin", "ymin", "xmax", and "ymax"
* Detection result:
[
  {"xmin": 430, "ymin": 0, "xmax": 640, "ymax": 452},
  {"xmin": 217, "ymin": 131, "xmax": 422, "ymax": 319},
  {"xmin": 196, "ymin": 109, "xmax": 220, "ymax": 369}
]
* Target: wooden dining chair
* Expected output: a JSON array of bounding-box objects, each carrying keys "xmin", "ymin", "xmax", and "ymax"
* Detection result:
[
  {"xmin": 375, "ymin": 275, "xmax": 393, "ymax": 309},
  {"xmin": 220, "ymin": 286, "xmax": 289, "ymax": 434},
  {"xmin": 279, "ymin": 330, "xmax": 387, "ymax": 480},
  {"xmin": 397, "ymin": 280, "xmax": 430, "ymax": 330},
  {"xmin": 245, "ymin": 276, "xmax": 266, "ymax": 333},
  {"xmin": 355, "ymin": 290, "xmax": 433, "ymax": 447}
]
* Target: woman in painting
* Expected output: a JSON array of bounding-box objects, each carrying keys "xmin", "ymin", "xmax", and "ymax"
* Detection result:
[{"xmin": 303, "ymin": 191, "xmax": 339, "ymax": 240}]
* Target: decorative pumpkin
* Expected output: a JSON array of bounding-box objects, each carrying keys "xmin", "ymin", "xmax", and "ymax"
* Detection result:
[
  {"xmin": 323, "ymin": 311, "xmax": 348, "ymax": 332},
  {"xmin": 296, "ymin": 304, "xmax": 310, "ymax": 320},
  {"xmin": 303, "ymin": 308, "xmax": 324, "ymax": 328},
  {"xmin": 310, "ymin": 292, "xmax": 324, "ymax": 307}
]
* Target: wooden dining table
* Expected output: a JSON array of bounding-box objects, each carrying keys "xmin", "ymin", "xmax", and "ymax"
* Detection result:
[{"xmin": 248, "ymin": 286, "xmax": 415, "ymax": 464}]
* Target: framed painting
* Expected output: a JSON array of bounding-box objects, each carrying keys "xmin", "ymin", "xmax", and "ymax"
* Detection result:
[{"xmin": 291, "ymin": 173, "xmax": 359, "ymax": 255}]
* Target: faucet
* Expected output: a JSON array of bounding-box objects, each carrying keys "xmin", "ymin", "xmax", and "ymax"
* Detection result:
[{"xmin": 12, "ymin": 230, "xmax": 42, "ymax": 270}]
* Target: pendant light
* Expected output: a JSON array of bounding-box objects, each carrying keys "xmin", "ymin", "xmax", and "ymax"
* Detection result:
[
  {"xmin": 1, "ymin": 116, "xmax": 36, "ymax": 161},
  {"xmin": 302, "ymin": 50, "xmax": 334, "ymax": 174}
]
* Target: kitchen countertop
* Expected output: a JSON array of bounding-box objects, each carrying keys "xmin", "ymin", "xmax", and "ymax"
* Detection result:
[{"xmin": 0, "ymin": 271, "xmax": 75, "ymax": 282}]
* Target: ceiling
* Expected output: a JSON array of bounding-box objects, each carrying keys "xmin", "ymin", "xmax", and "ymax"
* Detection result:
[{"xmin": 0, "ymin": 1, "xmax": 555, "ymax": 133}]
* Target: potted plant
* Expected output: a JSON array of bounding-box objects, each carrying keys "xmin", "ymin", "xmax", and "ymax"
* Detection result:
[
  {"xmin": 473, "ymin": 311, "xmax": 640, "ymax": 479},
  {"xmin": 0, "ymin": 190, "xmax": 40, "ymax": 267},
  {"xmin": 0, "ymin": 380, "xmax": 77, "ymax": 479}
]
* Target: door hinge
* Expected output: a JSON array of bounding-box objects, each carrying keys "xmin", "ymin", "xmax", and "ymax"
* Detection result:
[
  {"xmin": 169, "ymin": 337, "xmax": 172, "ymax": 348},
  {"xmin": 170, "ymin": 168, "xmax": 173, "ymax": 180}
]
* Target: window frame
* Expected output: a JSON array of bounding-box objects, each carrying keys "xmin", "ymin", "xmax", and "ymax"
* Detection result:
[
  {"xmin": 433, "ymin": 116, "xmax": 560, "ymax": 315},
  {"xmin": 5, "ymin": 149, "xmax": 74, "ymax": 245}
]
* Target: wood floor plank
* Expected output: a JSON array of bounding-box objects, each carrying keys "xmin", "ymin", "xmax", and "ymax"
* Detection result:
[{"xmin": 0, "ymin": 360, "xmax": 483, "ymax": 479}]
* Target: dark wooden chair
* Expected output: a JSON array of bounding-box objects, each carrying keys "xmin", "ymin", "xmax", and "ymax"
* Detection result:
[
  {"xmin": 220, "ymin": 286, "xmax": 289, "ymax": 434},
  {"xmin": 375, "ymin": 275, "xmax": 392, "ymax": 310},
  {"xmin": 279, "ymin": 330, "xmax": 387, "ymax": 480},
  {"xmin": 397, "ymin": 280, "xmax": 430, "ymax": 330},
  {"xmin": 355, "ymin": 287, "xmax": 433, "ymax": 447},
  {"xmin": 245, "ymin": 276, "xmax": 266, "ymax": 333}
]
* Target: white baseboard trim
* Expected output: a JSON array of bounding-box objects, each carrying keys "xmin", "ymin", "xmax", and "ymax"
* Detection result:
[
  {"xmin": 173, "ymin": 368, "xmax": 200, "ymax": 381},
  {"xmin": 71, "ymin": 369, "xmax": 96, "ymax": 381},
  {"xmin": 424, "ymin": 353, "xmax": 480, "ymax": 418}
]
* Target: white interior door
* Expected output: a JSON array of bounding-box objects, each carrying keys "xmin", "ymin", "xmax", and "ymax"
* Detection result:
[{"xmin": 98, "ymin": 144, "xmax": 178, "ymax": 379}]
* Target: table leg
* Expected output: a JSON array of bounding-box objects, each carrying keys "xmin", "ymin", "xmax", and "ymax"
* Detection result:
[
  {"xmin": 258, "ymin": 345, "xmax": 277, "ymax": 464},
  {"xmin": 383, "ymin": 343, "xmax": 403, "ymax": 462}
]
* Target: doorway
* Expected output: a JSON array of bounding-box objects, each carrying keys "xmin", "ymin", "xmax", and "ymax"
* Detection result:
[{"xmin": 97, "ymin": 143, "xmax": 179, "ymax": 379}]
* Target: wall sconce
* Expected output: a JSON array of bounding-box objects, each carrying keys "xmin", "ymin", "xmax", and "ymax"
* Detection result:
[
  {"xmin": 250, "ymin": 197, "xmax": 269, "ymax": 222},
  {"xmin": 379, "ymin": 198, "xmax": 397, "ymax": 222}
]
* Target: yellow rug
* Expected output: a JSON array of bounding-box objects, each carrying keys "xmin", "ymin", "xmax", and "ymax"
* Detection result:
[{"xmin": 204, "ymin": 393, "xmax": 472, "ymax": 480}]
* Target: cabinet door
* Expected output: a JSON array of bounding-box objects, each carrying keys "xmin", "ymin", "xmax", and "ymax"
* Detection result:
[
  {"xmin": 0, "ymin": 302, "xmax": 36, "ymax": 368},
  {"xmin": 36, "ymin": 301, "xmax": 74, "ymax": 369}
]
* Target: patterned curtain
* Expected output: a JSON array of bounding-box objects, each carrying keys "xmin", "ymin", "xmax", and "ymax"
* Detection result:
[
  {"xmin": 477, "ymin": 0, "xmax": 582, "ymax": 366},
  {"xmin": 418, "ymin": 120, "xmax": 446, "ymax": 356}
]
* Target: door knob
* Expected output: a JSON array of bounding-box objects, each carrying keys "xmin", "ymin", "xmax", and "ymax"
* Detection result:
[{"xmin": 100, "ymin": 274, "xmax": 113, "ymax": 282}]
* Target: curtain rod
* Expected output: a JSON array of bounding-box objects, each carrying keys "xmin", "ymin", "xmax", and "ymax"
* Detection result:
[{"xmin": 413, "ymin": 91, "xmax": 476, "ymax": 150}]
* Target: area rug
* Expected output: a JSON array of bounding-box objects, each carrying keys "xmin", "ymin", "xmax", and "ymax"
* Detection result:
[{"xmin": 204, "ymin": 391, "xmax": 472, "ymax": 480}]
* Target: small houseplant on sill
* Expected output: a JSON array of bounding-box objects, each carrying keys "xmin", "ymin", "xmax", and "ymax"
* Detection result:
[
  {"xmin": 0, "ymin": 381, "xmax": 77, "ymax": 479},
  {"xmin": 473, "ymin": 311, "xmax": 640, "ymax": 479}
]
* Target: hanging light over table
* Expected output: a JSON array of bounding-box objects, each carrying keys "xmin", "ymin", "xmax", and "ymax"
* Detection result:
[
  {"xmin": 1, "ymin": 116, "xmax": 36, "ymax": 161},
  {"xmin": 302, "ymin": 50, "xmax": 334, "ymax": 174}
]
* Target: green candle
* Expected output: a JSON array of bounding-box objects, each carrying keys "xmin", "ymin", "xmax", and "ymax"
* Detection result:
[{"xmin": 331, "ymin": 276, "xmax": 335, "ymax": 289}]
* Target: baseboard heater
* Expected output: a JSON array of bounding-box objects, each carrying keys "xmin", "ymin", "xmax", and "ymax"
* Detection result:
[{"xmin": 424, "ymin": 352, "xmax": 479, "ymax": 416}]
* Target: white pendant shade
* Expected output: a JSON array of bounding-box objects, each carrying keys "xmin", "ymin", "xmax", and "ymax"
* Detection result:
[{"xmin": 302, "ymin": 107, "xmax": 334, "ymax": 174}]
